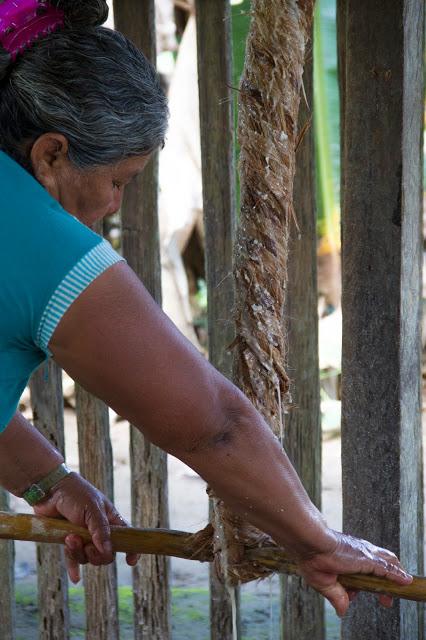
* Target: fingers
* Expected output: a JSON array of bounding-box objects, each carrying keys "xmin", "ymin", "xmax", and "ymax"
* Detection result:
[
  {"xmin": 65, "ymin": 535, "xmax": 89, "ymax": 566},
  {"xmin": 84, "ymin": 502, "xmax": 114, "ymax": 561},
  {"xmin": 64, "ymin": 533, "xmax": 117, "ymax": 583},
  {"xmin": 378, "ymin": 594, "xmax": 394, "ymax": 608},
  {"xmin": 126, "ymin": 554, "xmax": 139, "ymax": 566},
  {"xmin": 325, "ymin": 584, "xmax": 392, "ymax": 615},
  {"xmin": 106, "ymin": 504, "xmax": 140, "ymax": 568},
  {"xmin": 64, "ymin": 535, "xmax": 86, "ymax": 584},
  {"xmin": 65, "ymin": 553, "xmax": 80, "ymax": 584},
  {"xmin": 66, "ymin": 501, "xmax": 139, "ymax": 578},
  {"xmin": 331, "ymin": 533, "xmax": 412, "ymax": 585},
  {"xmin": 320, "ymin": 582, "xmax": 350, "ymax": 618},
  {"xmin": 347, "ymin": 589, "xmax": 358, "ymax": 602},
  {"xmin": 364, "ymin": 552, "xmax": 412, "ymax": 585}
]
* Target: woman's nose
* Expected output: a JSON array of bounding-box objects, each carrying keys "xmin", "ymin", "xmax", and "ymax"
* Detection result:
[{"xmin": 108, "ymin": 194, "xmax": 123, "ymax": 216}]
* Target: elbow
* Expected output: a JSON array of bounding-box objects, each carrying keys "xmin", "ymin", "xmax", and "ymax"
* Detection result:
[{"xmin": 171, "ymin": 385, "xmax": 254, "ymax": 459}]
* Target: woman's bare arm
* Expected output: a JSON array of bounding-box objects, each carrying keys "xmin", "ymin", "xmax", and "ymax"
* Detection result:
[
  {"xmin": 48, "ymin": 261, "xmax": 411, "ymax": 614},
  {"xmin": 0, "ymin": 412, "xmax": 63, "ymax": 495},
  {"xmin": 0, "ymin": 412, "xmax": 139, "ymax": 581},
  {"xmin": 49, "ymin": 261, "xmax": 332, "ymax": 555}
]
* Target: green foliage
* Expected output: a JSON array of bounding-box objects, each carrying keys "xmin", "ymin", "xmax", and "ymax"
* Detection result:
[
  {"xmin": 15, "ymin": 583, "xmax": 341, "ymax": 639},
  {"xmin": 314, "ymin": 0, "xmax": 341, "ymax": 245},
  {"xmin": 230, "ymin": 0, "xmax": 342, "ymax": 242}
]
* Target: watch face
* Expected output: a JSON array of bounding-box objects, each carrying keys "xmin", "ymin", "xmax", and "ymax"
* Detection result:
[{"xmin": 24, "ymin": 484, "xmax": 47, "ymax": 506}]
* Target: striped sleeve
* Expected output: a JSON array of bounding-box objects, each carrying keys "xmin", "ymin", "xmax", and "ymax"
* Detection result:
[{"xmin": 36, "ymin": 240, "xmax": 126, "ymax": 356}]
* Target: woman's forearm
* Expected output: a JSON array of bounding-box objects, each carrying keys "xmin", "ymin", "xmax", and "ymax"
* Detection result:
[
  {"xmin": 168, "ymin": 386, "xmax": 335, "ymax": 559},
  {"xmin": 0, "ymin": 412, "xmax": 64, "ymax": 496}
]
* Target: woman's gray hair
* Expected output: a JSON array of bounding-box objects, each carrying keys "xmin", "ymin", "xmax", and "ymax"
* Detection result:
[{"xmin": 0, "ymin": 23, "xmax": 169, "ymax": 172}]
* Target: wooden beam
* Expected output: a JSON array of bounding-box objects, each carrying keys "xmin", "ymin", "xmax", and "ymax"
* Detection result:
[
  {"xmin": 29, "ymin": 361, "xmax": 70, "ymax": 640},
  {"xmin": 112, "ymin": 3, "xmax": 170, "ymax": 639},
  {"xmin": 340, "ymin": 1, "xmax": 425, "ymax": 638},
  {"xmin": 0, "ymin": 489, "xmax": 15, "ymax": 640},
  {"xmin": 75, "ymin": 386, "xmax": 119, "ymax": 640},
  {"xmin": 281, "ymin": 29, "xmax": 324, "ymax": 640},
  {"xmin": 194, "ymin": 2, "xmax": 238, "ymax": 639}
]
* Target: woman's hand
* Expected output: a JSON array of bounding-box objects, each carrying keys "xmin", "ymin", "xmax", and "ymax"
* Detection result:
[
  {"xmin": 33, "ymin": 471, "xmax": 139, "ymax": 583},
  {"xmin": 298, "ymin": 530, "xmax": 413, "ymax": 617}
]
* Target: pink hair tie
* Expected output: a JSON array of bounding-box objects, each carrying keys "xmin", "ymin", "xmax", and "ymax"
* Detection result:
[{"xmin": 0, "ymin": 0, "xmax": 64, "ymax": 61}]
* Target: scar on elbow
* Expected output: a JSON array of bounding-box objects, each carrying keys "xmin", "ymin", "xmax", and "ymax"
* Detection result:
[
  {"xmin": 185, "ymin": 419, "xmax": 237, "ymax": 455},
  {"xmin": 211, "ymin": 428, "xmax": 234, "ymax": 447},
  {"xmin": 182, "ymin": 399, "xmax": 248, "ymax": 455}
]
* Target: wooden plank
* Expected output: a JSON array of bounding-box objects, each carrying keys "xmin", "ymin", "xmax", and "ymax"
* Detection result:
[
  {"xmin": 112, "ymin": 3, "xmax": 170, "ymax": 638},
  {"xmin": 280, "ymin": 37, "xmax": 324, "ymax": 640},
  {"xmin": 194, "ymin": 2, "xmax": 238, "ymax": 639},
  {"xmin": 75, "ymin": 386, "xmax": 119, "ymax": 640},
  {"xmin": 336, "ymin": 0, "xmax": 346, "ymax": 208},
  {"xmin": 0, "ymin": 489, "xmax": 15, "ymax": 640},
  {"xmin": 29, "ymin": 361, "xmax": 70, "ymax": 640},
  {"xmin": 340, "ymin": 1, "xmax": 425, "ymax": 638}
]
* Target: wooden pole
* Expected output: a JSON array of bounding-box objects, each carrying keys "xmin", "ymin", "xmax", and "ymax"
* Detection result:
[
  {"xmin": 29, "ymin": 361, "xmax": 70, "ymax": 640},
  {"xmin": 280, "ymin": 31, "xmax": 324, "ymax": 640},
  {"xmin": 3, "ymin": 512, "xmax": 426, "ymax": 604},
  {"xmin": 340, "ymin": 1, "xmax": 425, "ymax": 638},
  {"xmin": 0, "ymin": 489, "xmax": 15, "ymax": 640},
  {"xmin": 194, "ymin": 2, "xmax": 238, "ymax": 639},
  {"xmin": 75, "ymin": 387, "xmax": 119, "ymax": 640},
  {"xmin": 112, "ymin": 3, "xmax": 170, "ymax": 638}
]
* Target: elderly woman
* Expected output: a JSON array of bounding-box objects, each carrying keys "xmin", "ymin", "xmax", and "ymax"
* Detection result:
[{"xmin": 0, "ymin": 0, "xmax": 411, "ymax": 618}]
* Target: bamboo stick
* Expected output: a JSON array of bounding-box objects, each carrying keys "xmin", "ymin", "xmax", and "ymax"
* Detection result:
[{"xmin": 1, "ymin": 512, "xmax": 425, "ymax": 603}]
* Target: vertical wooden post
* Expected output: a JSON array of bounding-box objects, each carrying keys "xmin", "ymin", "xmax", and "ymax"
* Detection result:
[
  {"xmin": 74, "ymin": 218, "xmax": 119, "ymax": 640},
  {"xmin": 0, "ymin": 488, "xmax": 15, "ymax": 640},
  {"xmin": 340, "ymin": 1, "xmax": 425, "ymax": 639},
  {"xmin": 195, "ymin": 2, "xmax": 238, "ymax": 639},
  {"xmin": 113, "ymin": 3, "xmax": 170, "ymax": 638},
  {"xmin": 280, "ymin": 39, "xmax": 324, "ymax": 640},
  {"xmin": 75, "ymin": 387, "xmax": 119, "ymax": 640},
  {"xmin": 30, "ymin": 361, "xmax": 70, "ymax": 640}
]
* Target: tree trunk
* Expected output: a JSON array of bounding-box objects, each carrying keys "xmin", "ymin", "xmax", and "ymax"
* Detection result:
[
  {"xmin": 0, "ymin": 488, "xmax": 15, "ymax": 640},
  {"xmin": 281, "ymin": 28, "xmax": 324, "ymax": 640},
  {"xmin": 340, "ymin": 1, "xmax": 425, "ymax": 638},
  {"xmin": 195, "ymin": 2, "xmax": 239, "ymax": 638},
  {"xmin": 75, "ymin": 387, "xmax": 119, "ymax": 640},
  {"xmin": 30, "ymin": 361, "xmax": 70, "ymax": 640},
  {"xmin": 113, "ymin": 3, "xmax": 170, "ymax": 638}
]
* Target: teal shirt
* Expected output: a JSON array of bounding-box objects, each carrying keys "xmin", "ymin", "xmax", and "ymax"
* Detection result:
[{"xmin": 0, "ymin": 151, "xmax": 125, "ymax": 430}]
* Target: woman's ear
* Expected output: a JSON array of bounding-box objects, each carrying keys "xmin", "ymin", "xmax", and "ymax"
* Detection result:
[{"xmin": 30, "ymin": 133, "xmax": 70, "ymax": 192}]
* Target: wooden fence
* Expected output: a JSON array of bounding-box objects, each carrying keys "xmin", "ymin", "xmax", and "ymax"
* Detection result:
[{"xmin": 0, "ymin": 1, "xmax": 424, "ymax": 639}]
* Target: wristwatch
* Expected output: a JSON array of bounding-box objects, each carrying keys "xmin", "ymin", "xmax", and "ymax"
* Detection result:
[{"xmin": 22, "ymin": 463, "xmax": 72, "ymax": 506}]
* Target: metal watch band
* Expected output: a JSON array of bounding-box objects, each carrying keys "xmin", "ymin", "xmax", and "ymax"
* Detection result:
[{"xmin": 22, "ymin": 463, "xmax": 72, "ymax": 507}]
